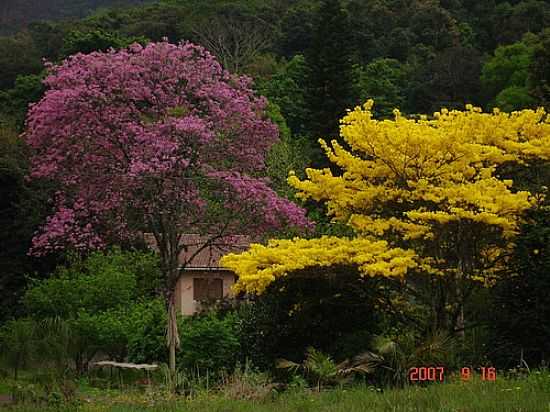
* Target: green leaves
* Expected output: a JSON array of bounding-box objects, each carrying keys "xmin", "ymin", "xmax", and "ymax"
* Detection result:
[
  {"xmin": 60, "ymin": 29, "xmax": 149, "ymax": 58},
  {"xmin": 177, "ymin": 312, "xmax": 240, "ymax": 374},
  {"xmin": 353, "ymin": 59, "xmax": 406, "ymax": 119},
  {"xmin": 23, "ymin": 249, "xmax": 160, "ymax": 318},
  {"xmin": 481, "ymin": 39, "xmax": 535, "ymax": 109}
]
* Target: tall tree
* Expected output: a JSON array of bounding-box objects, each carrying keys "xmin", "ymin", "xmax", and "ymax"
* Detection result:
[
  {"xmin": 190, "ymin": 15, "xmax": 274, "ymax": 74},
  {"xmin": 530, "ymin": 29, "xmax": 550, "ymax": 110},
  {"xmin": 491, "ymin": 204, "xmax": 550, "ymax": 367},
  {"xmin": 24, "ymin": 41, "xmax": 310, "ymax": 374},
  {"xmin": 304, "ymin": 0, "xmax": 356, "ymax": 166},
  {"xmin": 0, "ymin": 31, "xmax": 42, "ymax": 90},
  {"xmin": 0, "ymin": 123, "xmax": 57, "ymax": 322},
  {"xmin": 223, "ymin": 102, "xmax": 550, "ymax": 337},
  {"xmin": 481, "ymin": 38, "xmax": 536, "ymax": 109},
  {"xmin": 353, "ymin": 58, "xmax": 407, "ymax": 118}
]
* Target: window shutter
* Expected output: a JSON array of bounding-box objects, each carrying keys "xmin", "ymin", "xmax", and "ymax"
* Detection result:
[{"xmin": 193, "ymin": 278, "xmax": 223, "ymax": 301}]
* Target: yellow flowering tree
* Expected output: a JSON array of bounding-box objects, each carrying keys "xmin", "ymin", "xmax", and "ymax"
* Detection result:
[{"xmin": 222, "ymin": 101, "xmax": 550, "ymax": 333}]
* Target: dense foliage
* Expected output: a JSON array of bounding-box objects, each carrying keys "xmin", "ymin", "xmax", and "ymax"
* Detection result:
[
  {"xmin": 223, "ymin": 103, "xmax": 550, "ymax": 339},
  {"xmin": 490, "ymin": 205, "xmax": 550, "ymax": 368},
  {"xmin": 15, "ymin": 249, "xmax": 163, "ymax": 371},
  {"xmin": 0, "ymin": 0, "xmax": 549, "ymax": 393}
]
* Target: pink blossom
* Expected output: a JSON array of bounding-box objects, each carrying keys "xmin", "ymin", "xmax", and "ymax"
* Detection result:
[{"xmin": 25, "ymin": 41, "xmax": 309, "ymax": 256}]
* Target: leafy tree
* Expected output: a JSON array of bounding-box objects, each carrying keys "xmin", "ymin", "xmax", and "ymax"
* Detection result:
[
  {"xmin": 27, "ymin": 22, "xmax": 66, "ymax": 61},
  {"xmin": 347, "ymin": 0, "xmax": 458, "ymax": 63},
  {"xmin": 125, "ymin": 298, "xmax": 166, "ymax": 363},
  {"xmin": 490, "ymin": 205, "xmax": 550, "ymax": 368},
  {"xmin": 484, "ymin": 0, "xmax": 550, "ymax": 46},
  {"xmin": 529, "ymin": 29, "xmax": 550, "ymax": 109},
  {"xmin": 481, "ymin": 38, "xmax": 535, "ymax": 108},
  {"xmin": 428, "ymin": 46, "xmax": 482, "ymax": 110},
  {"xmin": 494, "ymin": 85, "xmax": 536, "ymax": 112},
  {"xmin": 0, "ymin": 73, "xmax": 45, "ymax": 131},
  {"xmin": 22, "ymin": 249, "xmax": 163, "ymax": 371},
  {"xmin": 266, "ymin": 131, "xmax": 311, "ymax": 200},
  {"xmin": 223, "ymin": 103, "xmax": 550, "ymax": 337},
  {"xmin": 256, "ymin": 55, "xmax": 310, "ymax": 136},
  {"xmin": 24, "ymin": 41, "xmax": 310, "ymax": 374},
  {"xmin": 277, "ymin": 0, "xmax": 319, "ymax": 58},
  {"xmin": 407, "ymin": 46, "xmax": 482, "ymax": 113},
  {"xmin": 262, "ymin": 100, "xmax": 312, "ymax": 199},
  {"xmin": 0, "ymin": 123, "xmax": 57, "ymax": 322},
  {"xmin": 177, "ymin": 312, "xmax": 240, "ymax": 374},
  {"xmin": 408, "ymin": 0, "xmax": 459, "ymax": 51},
  {"xmin": 236, "ymin": 268, "xmax": 384, "ymax": 370},
  {"xmin": 60, "ymin": 29, "xmax": 148, "ymax": 57},
  {"xmin": 23, "ymin": 249, "xmax": 159, "ymax": 318},
  {"xmin": 353, "ymin": 58, "xmax": 407, "ymax": 118},
  {"xmin": 506, "ymin": 0, "xmax": 549, "ymax": 44},
  {"xmin": 0, "ymin": 32, "xmax": 42, "ymax": 90},
  {"xmin": 304, "ymin": 0, "xmax": 356, "ymax": 165},
  {"xmin": 90, "ymin": 298, "xmax": 166, "ymax": 363}
]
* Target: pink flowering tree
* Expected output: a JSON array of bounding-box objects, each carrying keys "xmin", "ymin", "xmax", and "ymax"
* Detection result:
[{"xmin": 25, "ymin": 41, "xmax": 310, "ymax": 373}]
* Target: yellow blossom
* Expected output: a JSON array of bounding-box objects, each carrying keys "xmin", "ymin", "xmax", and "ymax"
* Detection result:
[{"xmin": 224, "ymin": 102, "xmax": 550, "ymax": 293}]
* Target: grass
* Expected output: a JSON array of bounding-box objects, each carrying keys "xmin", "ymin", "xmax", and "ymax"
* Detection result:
[{"xmin": 2, "ymin": 371, "xmax": 550, "ymax": 412}]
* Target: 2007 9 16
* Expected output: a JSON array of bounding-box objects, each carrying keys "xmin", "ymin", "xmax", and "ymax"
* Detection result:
[{"xmin": 409, "ymin": 366, "xmax": 497, "ymax": 382}]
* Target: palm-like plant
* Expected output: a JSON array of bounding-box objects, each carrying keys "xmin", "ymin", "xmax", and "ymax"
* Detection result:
[
  {"xmin": 277, "ymin": 347, "xmax": 374, "ymax": 391},
  {"xmin": 362, "ymin": 330, "xmax": 456, "ymax": 386},
  {"xmin": 277, "ymin": 331, "xmax": 456, "ymax": 388}
]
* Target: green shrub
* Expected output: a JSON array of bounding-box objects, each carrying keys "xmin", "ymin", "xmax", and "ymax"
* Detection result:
[
  {"xmin": 16, "ymin": 249, "xmax": 164, "ymax": 372},
  {"xmin": 126, "ymin": 299, "xmax": 167, "ymax": 364},
  {"xmin": 177, "ymin": 312, "xmax": 240, "ymax": 375},
  {"xmin": 236, "ymin": 272, "xmax": 383, "ymax": 370},
  {"xmin": 23, "ymin": 248, "xmax": 160, "ymax": 318},
  {"xmin": 41, "ymin": 299, "xmax": 168, "ymax": 371},
  {"xmin": 490, "ymin": 205, "xmax": 550, "ymax": 368},
  {"xmin": 0, "ymin": 318, "xmax": 38, "ymax": 379}
]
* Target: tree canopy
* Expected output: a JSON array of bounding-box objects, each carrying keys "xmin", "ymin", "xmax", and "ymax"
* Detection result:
[
  {"xmin": 24, "ymin": 41, "xmax": 310, "ymax": 372},
  {"xmin": 223, "ymin": 102, "xmax": 550, "ymax": 314}
]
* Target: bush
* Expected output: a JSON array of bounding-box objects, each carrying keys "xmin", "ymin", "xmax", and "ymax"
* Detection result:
[
  {"xmin": 41, "ymin": 299, "xmax": 167, "ymax": 371},
  {"xmin": 490, "ymin": 205, "xmax": 550, "ymax": 368},
  {"xmin": 126, "ymin": 299, "xmax": 167, "ymax": 364},
  {"xmin": 177, "ymin": 312, "xmax": 240, "ymax": 375},
  {"xmin": 0, "ymin": 318, "xmax": 38, "ymax": 379},
  {"xmin": 23, "ymin": 248, "xmax": 160, "ymax": 318},
  {"xmin": 236, "ymin": 270, "xmax": 383, "ymax": 370},
  {"xmin": 15, "ymin": 249, "xmax": 164, "ymax": 372}
]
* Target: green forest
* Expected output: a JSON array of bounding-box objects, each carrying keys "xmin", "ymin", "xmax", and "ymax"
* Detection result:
[{"xmin": 1, "ymin": 0, "xmax": 550, "ymax": 411}]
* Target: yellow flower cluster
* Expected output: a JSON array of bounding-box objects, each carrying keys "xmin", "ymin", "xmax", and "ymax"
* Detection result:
[
  {"xmin": 221, "ymin": 236, "xmax": 418, "ymax": 294},
  {"xmin": 225, "ymin": 101, "xmax": 550, "ymax": 293},
  {"xmin": 290, "ymin": 101, "xmax": 549, "ymax": 240}
]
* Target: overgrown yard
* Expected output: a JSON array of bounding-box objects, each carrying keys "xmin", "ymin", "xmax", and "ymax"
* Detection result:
[{"xmin": 2, "ymin": 372, "xmax": 549, "ymax": 412}]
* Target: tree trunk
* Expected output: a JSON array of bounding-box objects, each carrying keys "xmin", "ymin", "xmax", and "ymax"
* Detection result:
[
  {"xmin": 454, "ymin": 276, "xmax": 466, "ymax": 341},
  {"xmin": 166, "ymin": 293, "xmax": 180, "ymax": 376},
  {"xmin": 456, "ymin": 302, "xmax": 465, "ymax": 339}
]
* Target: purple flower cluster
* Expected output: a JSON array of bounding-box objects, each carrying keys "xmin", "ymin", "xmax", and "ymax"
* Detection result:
[{"xmin": 25, "ymin": 41, "xmax": 309, "ymax": 254}]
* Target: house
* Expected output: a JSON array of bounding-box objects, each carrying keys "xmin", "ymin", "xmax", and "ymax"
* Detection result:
[{"xmin": 144, "ymin": 233, "xmax": 250, "ymax": 315}]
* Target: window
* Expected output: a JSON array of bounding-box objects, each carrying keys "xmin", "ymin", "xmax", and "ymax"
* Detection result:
[{"xmin": 193, "ymin": 278, "xmax": 223, "ymax": 301}]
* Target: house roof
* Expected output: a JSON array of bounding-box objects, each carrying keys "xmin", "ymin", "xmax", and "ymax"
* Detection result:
[{"xmin": 143, "ymin": 233, "xmax": 251, "ymax": 270}]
